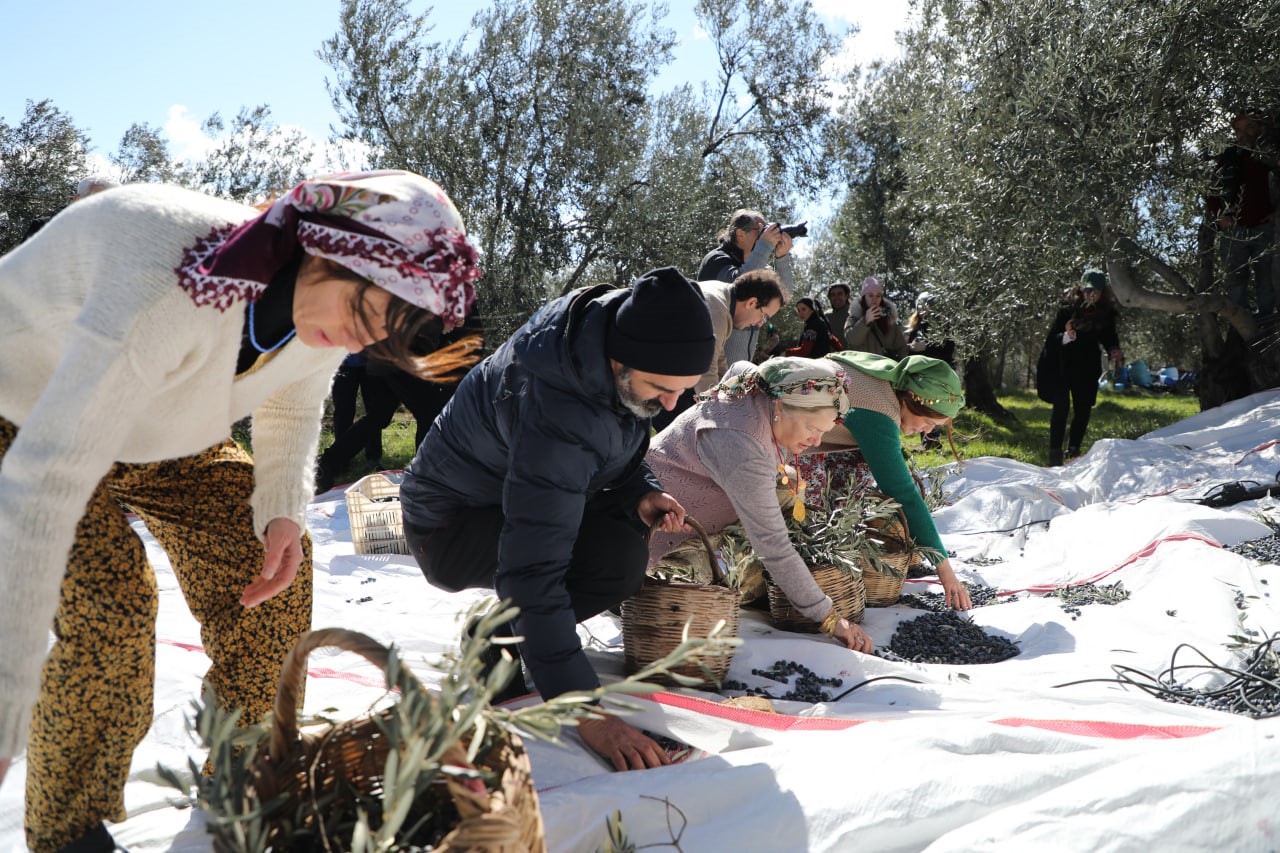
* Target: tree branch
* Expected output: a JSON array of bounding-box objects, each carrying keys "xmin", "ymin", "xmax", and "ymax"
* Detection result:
[{"xmin": 1096, "ymin": 212, "xmax": 1259, "ymax": 340}]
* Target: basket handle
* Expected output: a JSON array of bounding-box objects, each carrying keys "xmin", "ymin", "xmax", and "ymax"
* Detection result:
[
  {"xmin": 683, "ymin": 516, "xmax": 727, "ymax": 586},
  {"xmin": 268, "ymin": 627, "xmax": 419, "ymax": 760}
]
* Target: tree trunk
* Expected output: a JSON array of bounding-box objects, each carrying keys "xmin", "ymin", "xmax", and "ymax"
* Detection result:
[
  {"xmin": 1100, "ymin": 217, "xmax": 1280, "ymax": 410},
  {"xmin": 962, "ymin": 353, "xmax": 1015, "ymax": 423}
]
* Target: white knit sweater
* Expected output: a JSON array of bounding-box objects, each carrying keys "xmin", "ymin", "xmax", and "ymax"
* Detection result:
[{"xmin": 0, "ymin": 185, "xmax": 346, "ymax": 757}]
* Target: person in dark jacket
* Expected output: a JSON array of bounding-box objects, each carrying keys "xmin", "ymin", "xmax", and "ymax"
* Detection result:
[
  {"xmin": 400, "ymin": 267, "xmax": 713, "ymax": 771},
  {"xmin": 1207, "ymin": 112, "xmax": 1277, "ymax": 317},
  {"xmin": 1042, "ymin": 269, "xmax": 1123, "ymax": 466},
  {"xmin": 784, "ymin": 297, "xmax": 837, "ymax": 358},
  {"xmin": 698, "ymin": 208, "xmax": 795, "ymax": 364},
  {"xmin": 826, "ymin": 282, "xmax": 852, "ymax": 348}
]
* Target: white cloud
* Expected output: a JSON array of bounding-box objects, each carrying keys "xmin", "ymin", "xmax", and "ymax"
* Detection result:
[
  {"xmin": 164, "ymin": 105, "xmax": 216, "ymax": 163},
  {"xmin": 811, "ymin": 0, "xmax": 860, "ymax": 23},
  {"xmin": 83, "ymin": 152, "xmax": 121, "ymax": 183},
  {"xmin": 846, "ymin": 0, "xmax": 912, "ymax": 65}
]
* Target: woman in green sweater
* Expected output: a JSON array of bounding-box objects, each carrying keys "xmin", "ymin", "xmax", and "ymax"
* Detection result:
[{"xmin": 819, "ymin": 351, "xmax": 971, "ymax": 610}]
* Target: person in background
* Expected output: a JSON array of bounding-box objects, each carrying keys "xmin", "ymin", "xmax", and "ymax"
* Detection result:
[
  {"xmin": 1041, "ymin": 269, "xmax": 1123, "ymax": 466},
  {"xmin": 318, "ymin": 351, "xmax": 392, "ymax": 489},
  {"xmin": 845, "ymin": 276, "xmax": 906, "ymax": 359},
  {"xmin": 826, "ymin": 282, "xmax": 852, "ymax": 348},
  {"xmin": 647, "ymin": 358, "xmax": 876, "ymax": 651},
  {"xmin": 698, "ymin": 208, "xmax": 796, "ymax": 364},
  {"xmin": 653, "ymin": 269, "xmax": 785, "ymax": 431},
  {"xmin": 75, "ymin": 176, "xmax": 120, "ymax": 201},
  {"xmin": 785, "ymin": 297, "xmax": 838, "ymax": 358},
  {"xmin": 905, "ymin": 292, "xmax": 957, "ymax": 450},
  {"xmin": 316, "ymin": 310, "xmax": 482, "ymax": 491},
  {"xmin": 0, "ymin": 170, "xmax": 482, "ymax": 852},
  {"xmin": 19, "ymin": 176, "xmax": 121, "ymax": 245},
  {"xmin": 1207, "ymin": 111, "xmax": 1277, "ymax": 318},
  {"xmin": 399, "ymin": 267, "xmax": 713, "ymax": 773}
]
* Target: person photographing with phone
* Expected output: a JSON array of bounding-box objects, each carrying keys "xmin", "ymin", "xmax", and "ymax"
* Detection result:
[{"xmin": 844, "ymin": 276, "xmax": 906, "ymax": 359}]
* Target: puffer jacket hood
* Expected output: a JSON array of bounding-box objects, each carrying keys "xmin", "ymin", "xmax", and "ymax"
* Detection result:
[{"xmin": 511, "ymin": 284, "xmax": 631, "ymax": 416}]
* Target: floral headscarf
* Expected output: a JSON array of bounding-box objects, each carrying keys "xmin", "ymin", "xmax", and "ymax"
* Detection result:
[
  {"xmin": 177, "ymin": 170, "xmax": 481, "ymax": 331},
  {"xmin": 709, "ymin": 356, "xmax": 850, "ymax": 413}
]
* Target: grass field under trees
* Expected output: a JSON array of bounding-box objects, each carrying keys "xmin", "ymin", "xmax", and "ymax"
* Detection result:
[{"xmin": 318, "ymin": 387, "xmax": 1202, "ymax": 490}]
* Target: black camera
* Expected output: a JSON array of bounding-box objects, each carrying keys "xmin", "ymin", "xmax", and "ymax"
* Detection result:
[{"xmin": 780, "ymin": 220, "xmax": 808, "ymax": 238}]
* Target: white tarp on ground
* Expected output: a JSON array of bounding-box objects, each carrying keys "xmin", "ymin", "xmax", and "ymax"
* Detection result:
[{"xmin": 3, "ymin": 390, "xmax": 1280, "ymax": 852}]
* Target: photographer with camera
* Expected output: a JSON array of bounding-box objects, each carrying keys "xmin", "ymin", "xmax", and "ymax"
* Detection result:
[
  {"xmin": 1039, "ymin": 269, "xmax": 1123, "ymax": 466},
  {"xmin": 698, "ymin": 210, "xmax": 804, "ymax": 364}
]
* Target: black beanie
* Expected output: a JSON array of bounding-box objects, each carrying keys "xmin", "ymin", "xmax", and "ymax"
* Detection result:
[{"xmin": 606, "ymin": 267, "xmax": 715, "ymax": 376}]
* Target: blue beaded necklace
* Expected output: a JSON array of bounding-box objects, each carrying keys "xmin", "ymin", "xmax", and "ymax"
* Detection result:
[{"xmin": 248, "ymin": 300, "xmax": 296, "ymax": 353}]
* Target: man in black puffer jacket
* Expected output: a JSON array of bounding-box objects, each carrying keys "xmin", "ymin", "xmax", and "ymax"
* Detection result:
[{"xmin": 400, "ymin": 267, "xmax": 713, "ymax": 770}]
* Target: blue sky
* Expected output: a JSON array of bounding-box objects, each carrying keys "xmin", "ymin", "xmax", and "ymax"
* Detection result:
[{"xmin": 3, "ymin": 0, "xmax": 905, "ymax": 169}]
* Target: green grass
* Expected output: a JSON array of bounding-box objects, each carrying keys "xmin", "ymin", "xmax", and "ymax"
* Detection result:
[
  {"xmin": 912, "ymin": 388, "xmax": 1201, "ymax": 468},
  {"xmin": 317, "ymin": 409, "xmax": 422, "ymax": 488},
  {"xmin": 312, "ymin": 387, "xmax": 1201, "ymax": 489}
]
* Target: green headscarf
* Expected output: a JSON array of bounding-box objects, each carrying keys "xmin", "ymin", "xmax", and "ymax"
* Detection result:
[
  {"xmin": 825, "ymin": 351, "xmax": 965, "ymax": 418},
  {"xmin": 709, "ymin": 356, "xmax": 850, "ymax": 414}
]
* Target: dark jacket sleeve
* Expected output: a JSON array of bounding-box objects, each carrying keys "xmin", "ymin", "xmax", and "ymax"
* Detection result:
[
  {"xmin": 1098, "ymin": 312, "xmax": 1120, "ymax": 355},
  {"xmin": 699, "ymin": 250, "xmax": 740, "ymax": 283},
  {"xmin": 592, "ymin": 442, "xmax": 662, "ymax": 517},
  {"xmin": 1045, "ymin": 308, "xmax": 1070, "ymax": 349},
  {"xmin": 495, "ymin": 384, "xmax": 608, "ymax": 699}
]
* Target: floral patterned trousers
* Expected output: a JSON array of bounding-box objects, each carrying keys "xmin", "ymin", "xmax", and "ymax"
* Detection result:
[{"xmin": 0, "ymin": 418, "xmax": 312, "ymax": 852}]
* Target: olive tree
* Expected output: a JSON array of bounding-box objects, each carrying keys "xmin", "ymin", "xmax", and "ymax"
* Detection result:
[
  {"xmin": 0, "ymin": 100, "xmax": 87, "ymax": 252},
  {"xmin": 321, "ymin": 0, "xmax": 844, "ymax": 336},
  {"xmin": 849, "ymin": 0, "xmax": 1280, "ymax": 409},
  {"xmin": 175, "ymin": 106, "xmax": 316, "ymax": 205},
  {"xmin": 111, "ymin": 123, "xmax": 175, "ymax": 185}
]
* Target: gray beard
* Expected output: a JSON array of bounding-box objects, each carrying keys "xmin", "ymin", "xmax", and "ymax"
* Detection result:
[{"xmin": 614, "ymin": 367, "xmax": 663, "ymax": 419}]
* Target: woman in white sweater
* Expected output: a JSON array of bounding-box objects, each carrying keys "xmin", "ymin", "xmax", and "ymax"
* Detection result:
[{"xmin": 0, "ymin": 170, "xmax": 481, "ymax": 852}]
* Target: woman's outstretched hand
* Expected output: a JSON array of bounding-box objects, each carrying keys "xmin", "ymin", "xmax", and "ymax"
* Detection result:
[
  {"xmin": 936, "ymin": 558, "xmax": 972, "ymax": 610},
  {"xmin": 832, "ymin": 618, "xmax": 875, "ymax": 654},
  {"xmin": 240, "ymin": 518, "xmax": 304, "ymax": 608}
]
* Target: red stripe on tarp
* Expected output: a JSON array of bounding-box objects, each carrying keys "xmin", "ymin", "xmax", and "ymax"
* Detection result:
[
  {"xmin": 996, "ymin": 532, "xmax": 1220, "ymax": 595},
  {"xmin": 1015, "ymin": 531, "xmax": 1220, "ymax": 593},
  {"xmin": 158, "ymin": 639, "xmax": 388, "ymax": 690},
  {"xmin": 641, "ymin": 692, "xmax": 868, "ymax": 731},
  {"xmin": 306, "ymin": 666, "xmax": 387, "ymax": 690},
  {"xmin": 1237, "ymin": 439, "xmax": 1280, "ymax": 464},
  {"xmin": 908, "ymin": 532, "xmax": 1222, "ymax": 596},
  {"xmin": 646, "ymin": 695, "xmax": 1223, "ymax": 741},
  {"xmin": 992, "ymin": 717, "xmax": 1219, "ymax": 739},
  {"xmin": 158, "ymin": 639, "xmax": 205, "ymax": 653}
]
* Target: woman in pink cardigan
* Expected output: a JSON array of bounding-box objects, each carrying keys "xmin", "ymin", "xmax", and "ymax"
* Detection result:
[{"xmin": 646, "ymin": 357, "xmax": 876, "ymax": 652}]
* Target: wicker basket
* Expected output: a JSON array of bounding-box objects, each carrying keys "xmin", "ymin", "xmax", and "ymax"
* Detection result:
[
  {"xmin": 248, "ymin": 628, "xmax": 546, "ymax": 852},
  {"xmin": 862, "ymin": 512, "xmax": 914, "ymax": 607},
  {"xmin": 345, "ymin": 472, "xmax": 409, "ymax": 555},
  {"xmin": 765, "ymin": 565, "xmax": 866, "ymax": 631},
  {"xmin": 622, "ymin": 518, "xmax": 741, "ymax": 687}
]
